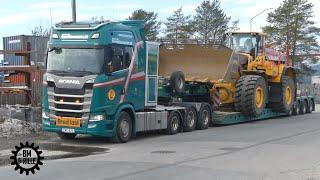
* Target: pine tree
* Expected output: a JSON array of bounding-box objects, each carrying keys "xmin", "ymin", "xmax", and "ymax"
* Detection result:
[
  {"xmin": 193, "ymin": 0, "xmax": 230, "ymax": 41},
  {"xmin": 164, "ymin": 7, "xmax": 192, "ymax": 40},
  {"xmin": 128, "ymin": 9, "xmax": 161, "ymax": 41},
  {"xmin": 262, "ymin": 0, "xmax": 320, "ymax": 67}
]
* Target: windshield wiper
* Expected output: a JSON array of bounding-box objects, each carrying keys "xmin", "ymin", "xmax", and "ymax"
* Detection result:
[{"xmin": 71, "ymin": 70, "xmax": 95, "ymax": 75}]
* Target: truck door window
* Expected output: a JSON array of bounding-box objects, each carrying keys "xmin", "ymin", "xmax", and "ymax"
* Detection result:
[{"xmin": 105, "ymin": 45, "xmax": 133, "ymax": 73}]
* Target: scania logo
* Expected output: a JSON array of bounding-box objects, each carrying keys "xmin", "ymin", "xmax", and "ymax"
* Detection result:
[{"xmin": 58, "ymin": 79, "xmax": 80, "ymax": 85}]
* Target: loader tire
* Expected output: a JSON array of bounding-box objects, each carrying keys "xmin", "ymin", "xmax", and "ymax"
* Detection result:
[
  {"xmin": 270, "ymin": 76, "xmax": 295, "ymax": 114},
  {"xmin": 235, "ymin": 75, "xmax": 267, "ymax": 116},
  {"xmin": 170, "ymin": 71, "xmax": 185, "ymax": 94}
]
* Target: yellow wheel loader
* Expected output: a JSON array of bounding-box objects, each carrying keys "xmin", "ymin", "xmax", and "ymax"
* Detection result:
[{"xmin": 159, "ymin": 32, "xmax": 297, "ymax": 117}]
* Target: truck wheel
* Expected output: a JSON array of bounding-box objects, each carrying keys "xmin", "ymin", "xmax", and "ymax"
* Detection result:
[
  {"xmin": 306, "ymin": 100, "xmax": 312, "ymax": 113},
  {"xmin": 57, "ymin": 133, "xmax": 76, "ymax": 140},
  {"xmin": 196, "ymin": 103, "xmax": 211, "ymax": 130},
  {"xmin": 166, "ymin": 111, "xmax": 181, "ymax": 135},
  {"xmin": 299, "ymin": 100, "xmax": 307, "ymax": 114},
  {"xmin": 183, "ymin": 106, "xmax": 197, "ymax": 132},
  {"xmin": 235, "ymin": 75, "xmax": 267, "ymax": 116},
  {"xmin": 292, "ymin": 101, "xmax": 299, "ymax": 115},
  {"xmin": 170, "ymin": 71, "xmax": 185, "ymax": 94},
  {"xmin": 271, "ymin": 76, "xmax": 295, "ymax": 115},
  {"xmin": 311, "ymin": 100, "xmax": 315, "ymax": 111},
  {"xmin": 110, "ymin": 111, "xmax": 132, "ymax": 143}
]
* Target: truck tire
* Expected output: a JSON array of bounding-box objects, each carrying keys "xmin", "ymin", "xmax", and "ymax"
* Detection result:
[
  {"xmin": 170, "ymin": 71, "xmax": 185, "ymax": 94},
  {"xmin": 183, "ymin": 106, "xmax": 197, "ymax": 132},
  {"xmin": 292, "ymin": 101, "xmax": 299, "ymax": 115},
  {"xmin": 196, "ymin": 103, "xmax": 211, "ymax": 130},
  {"xmin": 166, "ymin": 111, "xmax": 181, "ymax": 135},
  {"xmin": 311, "ymin": 100, "xmax": 315, "ymax": 111},
  {"xmin": 299, "ymin": 100, "xmax": 307, "ymax": 114},
  {"xmin": 57, "ymin": 133, "xmax": 76, "ymax": 140},
  {"xmin": 270, "ymin": 76, "xmax": 295, "ymax": 115},
  {"xmin": 235, "ymin": 75, "xmax": 267, "ymax": 116},
  {"xmin": 110, "ymin": 111, "xmax": 132, "ymax": 143}
]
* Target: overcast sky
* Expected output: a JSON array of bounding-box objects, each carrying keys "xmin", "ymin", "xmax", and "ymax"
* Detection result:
[{"xmin": 0, "ymin": 0, "xmax": 319, "ymax": 55}]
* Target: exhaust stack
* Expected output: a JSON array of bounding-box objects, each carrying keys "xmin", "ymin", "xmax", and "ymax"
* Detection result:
[{"xmin": 71, "ymin": 0, "xmax": 76, "ymax": 23}]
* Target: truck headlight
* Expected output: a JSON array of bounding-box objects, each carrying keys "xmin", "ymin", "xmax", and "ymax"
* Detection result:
[
  {"xmin": 89, "ymin": 114, "xmax": 104, "ymax": 122},
  {"xmin": 86, "ymin": 78, "xmax": 95, "ymax": 83},
  {"xmin": 47, "ymin": 76, "xmax": 54, "ymax": 82},
  {"xmin": 42, "ymin": 111, "xmax": 50, "ymax": 119}
]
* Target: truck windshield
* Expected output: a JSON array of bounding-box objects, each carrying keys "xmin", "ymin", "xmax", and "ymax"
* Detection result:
[
  {"xmin": 225, "ymin": 34, "xmax": 257, "ymax": 54},
  {"xmin": 47, "ymin": 48, "xmax": 104, "ymax": 74}
]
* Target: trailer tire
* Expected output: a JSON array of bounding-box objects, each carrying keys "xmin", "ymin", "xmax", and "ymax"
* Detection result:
[
  {"xmin": 235, "ymin": 75, "xmax": 267, "ymax": 116},
  {"xmin": 170, "ymin": 71, "xmax": 185, "ymax": 94},
  {"xmin": 306, "ymin": 100, "xmax": 312, "ymax": 113},
  {"xmin": 196, "ymin": 104, "xmax": 211, "ymax": 130},
  {"xmin": 110, "ymin": 111, "xmax": 132, "ymax": 143},
  {"xmin": 299, "ymin": 100, "xmax": 307, "ymax": 114},
  {"xmin": 270, "ymin": 76, "xmax": 295, "ymax": 115},
  {"xmin": 57, "ymin": 133, "xmax": 76, "ymax": 140},
  {"xmin": 292, "ymin": 101, "xmax": 299, "ymax": 115},
  {"xmin": 183, "ymin": 106, "xmax": 197, "ymax": 132},
  {"xmin": 166, "ymin": 111, "xmax": 181, "ymax": 135}
]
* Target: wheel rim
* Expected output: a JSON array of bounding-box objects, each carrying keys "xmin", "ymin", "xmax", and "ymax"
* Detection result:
[
  {"xmin": 202, "ymin": 110, "xmax": 209, "ymax": 125},
  {"xmin": 255, "ymin": 86, "xmax": 264, "ymax": 108},
  {"xmin": 171, "ymin": 116, "xmax": 179, "ymax": 131},
  {"xmin": 285, "ymin": 86, "xmax": 292, "ymax": 105},
  {"xmin": 187, "ymin": 110, "xmax": 195, "ymax": 127},
  {"xmin": 120, "ymin": 120, "xmax": 130, "ymax": 138}
]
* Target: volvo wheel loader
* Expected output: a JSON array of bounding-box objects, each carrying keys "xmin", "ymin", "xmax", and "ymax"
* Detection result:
[{"xmin": 159, "ymin": 32, "xmax": 297, "ymax": 117}]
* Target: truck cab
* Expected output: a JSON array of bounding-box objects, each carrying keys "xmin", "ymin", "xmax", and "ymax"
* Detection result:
[{"xmin": 42, "ymin": 21, "xmax": 163, "ymax": 142}]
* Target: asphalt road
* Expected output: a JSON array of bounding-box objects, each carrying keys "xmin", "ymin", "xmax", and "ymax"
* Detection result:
[{"xmin": 1, "ymin": 106, "xmax": 320, "ymax": 180}]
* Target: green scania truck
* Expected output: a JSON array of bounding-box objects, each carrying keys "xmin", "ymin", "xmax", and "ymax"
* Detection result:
[{"xmin": 42, "ymin": 20, "xmax": 315, "ymax": 143}]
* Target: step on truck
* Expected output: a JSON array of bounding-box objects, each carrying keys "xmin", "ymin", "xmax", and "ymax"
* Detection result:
[{"xmin": 42, "ymin": 20, "xmax": 315, "ymax": 143}]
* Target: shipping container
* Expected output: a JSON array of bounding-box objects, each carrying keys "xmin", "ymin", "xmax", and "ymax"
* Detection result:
[
  {"xmin": 5, "ymin": 72, "xmax": 28, "ymax": 85},
  {"xmin": 3, "ymin": 35, "xmax": 48, "ymax": 67}
]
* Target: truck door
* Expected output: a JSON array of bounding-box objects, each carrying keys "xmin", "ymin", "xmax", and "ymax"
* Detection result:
[{"xmin": 145, "ymin": 42, "xmax": 159, "ymax": 107}]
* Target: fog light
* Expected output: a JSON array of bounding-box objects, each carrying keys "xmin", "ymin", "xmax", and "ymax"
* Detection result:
[{"xmin": 89, "ymin": 114, "xmax": 104, "ymax": 122}]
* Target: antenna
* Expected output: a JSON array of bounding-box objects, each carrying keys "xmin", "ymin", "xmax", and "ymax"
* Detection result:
[
  {"xmin": 71, "ymin": 0, "xmax": 77, "ymax": 23},
  {"xmin": 50, "ymin": 8, "xmax": 53, "ymax": 27}
]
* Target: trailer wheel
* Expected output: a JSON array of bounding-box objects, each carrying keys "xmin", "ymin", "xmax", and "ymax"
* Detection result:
[
  {"xmin": 170, "ymin": 71, "xmax": 185, "ymax": 94},
  {"xmin": 57, "ymin": 133, "xmax": 76, "ymax": 140},
  {"xmin": 110, "ymin": 111, "xmax": 132, "ymax": 143},
  {"xmin": 166, "ymin": 111, "xmax": 181, "ymax": 135},
  {"xmin": 183, "ymin": 106, "xmax": 197, "ymax": 132},
  {"xmin": 306, "ymin": 100, "xmax": 312, "ymax": 113},
  {"xmin": 271, "ymin": 76, "xmax": 295, "ymax": 115},
  {"xmin": 292, "ymin": 101, "xmax": 299, "ymax": 115},
  {"xmin": 235, "ymin": 75, "xmax": 267, "ymax": 116},
  {"xmin": 196, "ymin": 104, "xmax": 211, "ymax": 130},
  {"xmin": 299, "ymin": 100, "xmax": 307, "ymax": 114}
]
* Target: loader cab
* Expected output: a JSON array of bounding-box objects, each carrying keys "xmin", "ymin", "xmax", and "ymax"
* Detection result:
[{"xmin": 225, "ymin": 32, "xmax": 265, "ymax": 59}]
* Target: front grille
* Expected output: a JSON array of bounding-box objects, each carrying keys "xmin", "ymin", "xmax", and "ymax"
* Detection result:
[
  {"xmin": 48, "ymin": 85, "xmax": 93, "ymax": 124},
  {"xmin": 54, "ymin": 87, "xmax": 85, "ymax": 95}
]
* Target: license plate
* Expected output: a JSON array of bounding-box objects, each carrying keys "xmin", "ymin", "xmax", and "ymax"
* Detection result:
[
  {"xmin": 61, "ymin": 128, "xmax": 75, "ymax": 133},
  {"xmin": 56, "ymin": 116, "xmax": 80, "ymax": 127}
]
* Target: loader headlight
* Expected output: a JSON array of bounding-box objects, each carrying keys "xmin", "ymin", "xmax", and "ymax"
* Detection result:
[{"xmin": 89, "ymin": 114, "xmax": 104, "ymax": 122}]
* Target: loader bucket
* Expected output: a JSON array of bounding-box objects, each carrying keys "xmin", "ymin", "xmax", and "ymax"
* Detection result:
[{"xmin": 159, "ymin": 44, "xmax": 238, "ymax": 83}]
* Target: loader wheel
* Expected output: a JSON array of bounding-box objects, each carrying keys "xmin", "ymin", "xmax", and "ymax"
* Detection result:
[
  {"xmin": 170, "ymin": 71, "xmax": 185, "ymax": 94},
  {"xmin": 235, "ymin": 75, "xmax": 267, "ymax": 116},
  {"xmin": 270, "ymin": 76, "xmax": 295, "ymax": 114},
  {"xmin": 166, "ymin": 111, "xmax": 181, "ymax": 135},
  {"xmin": 292, "ymin": 101, "xmax": 299, "ymax": 115},
  {"xmin": 196, "ymin": 103, "xmax": 211, "ymax": 130},
  {"xmin": 110, "ymin": 111, "xmax": 132, "ymax": 143}
]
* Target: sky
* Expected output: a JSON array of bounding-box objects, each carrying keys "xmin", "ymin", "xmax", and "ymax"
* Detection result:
[{"xmin": 0, "ymin": 0, "xmax": 319, "ymax": 57}]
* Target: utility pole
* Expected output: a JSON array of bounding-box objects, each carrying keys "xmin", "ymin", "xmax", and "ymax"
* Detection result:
[
  {"xmin": 250, "ymin": 8, "xmax": 273, "ymax": 32},
  {"xmin": 71, "ymin": 0, "xmax": 77, "ymax": 23}
]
